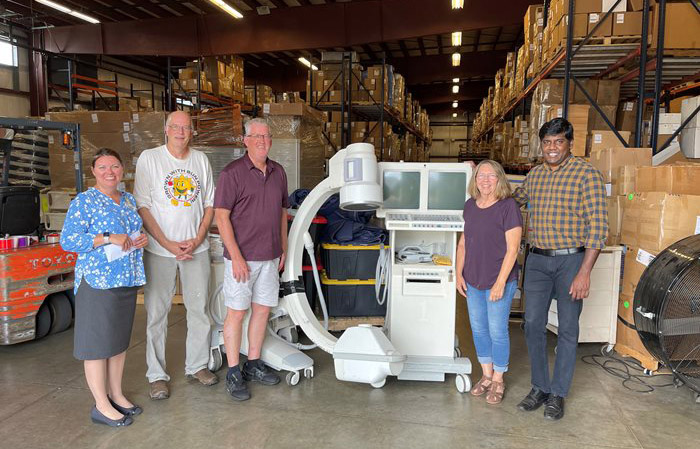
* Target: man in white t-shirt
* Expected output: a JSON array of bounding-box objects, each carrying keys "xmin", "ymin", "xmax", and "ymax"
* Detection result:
[{"xmin": 134, "ymin": 110, "xmax": 217, "ymax": 400}]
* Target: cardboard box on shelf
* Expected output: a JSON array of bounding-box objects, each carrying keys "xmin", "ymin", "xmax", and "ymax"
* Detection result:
[
  {"xmin": 635, "ymin": 165, "xmax": 700, "ymax": 195},
  {"xmin": 651, "ymin": 2, "xmax": 700, "ymax": 49},
  {"xmin": 588, "ymin": 105, "xmax": 618, "ymax": 131},
  {"xmin": 46, "ymin": 111, "xmax": 132, "ymax": 134},
  {"xmin": 560, "ymin": 0, "xmax": 603, "ymax": 15},
  {"xmin": 49, "ymin": 132, "xmax": 134, "ymax": 190},
  {"xmin": 589, "ymin": 130, "xmax": 631, "ymax": 154},
  {"xmin": 590, "ymin": 146, "xmax": 651, "ymax": 183},
  {"xmin": 611, "ymin": 165, "xmax": 638, "ymax": 195},
  {"xmin": 616, "ymin": 101, "xmax": 638, "ymax": 133},
  {"xmin": 606, "ymin": 195, "xmax": 625, "ymax": 246},
  {"xmin": 620, "ymin": 192, "xmax": 700, "ymax": 252},
  {"xmin": 620, "ymin": 245, "xmax": 656, "ymax": 299},
  {"xmin": 613, "ymin": 11, "xmax": 643, "ymax": 36},
  {"xmin": 587, "ymin": 12, "xmax": 613, "ymax": 37},
  {"xmin": 602, "ymin": 0, "xmax": 626, "ymax": 12}
]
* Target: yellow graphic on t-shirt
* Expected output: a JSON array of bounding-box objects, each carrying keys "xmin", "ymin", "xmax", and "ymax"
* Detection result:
[{"xmin": 164, "ymin": 169, "xmax": 201, "ymax": 207}]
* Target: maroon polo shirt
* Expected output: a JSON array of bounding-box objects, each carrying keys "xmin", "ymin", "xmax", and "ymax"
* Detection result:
[{"xmin": 214, "ymin": 153, "xmax": 289, "ymax": 261}]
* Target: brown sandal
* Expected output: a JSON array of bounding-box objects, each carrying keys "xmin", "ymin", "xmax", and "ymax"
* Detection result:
[
  {"xmin": 470, "ymin": 375, "xmax": 492, "ymax": 396},
  {"xmin": 485, "ymin": 380, "xmax": 505, "ymax": 404}
]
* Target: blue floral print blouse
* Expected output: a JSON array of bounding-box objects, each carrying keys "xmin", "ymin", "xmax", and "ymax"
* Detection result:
[{"xmin": 60, "ymin": 188, "xmax": 146, "ymax": 292}]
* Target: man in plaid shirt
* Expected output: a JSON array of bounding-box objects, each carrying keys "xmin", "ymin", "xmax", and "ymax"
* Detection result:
[{"xmin": 512, "ymin": 118, "xmax": 608, "ymax": 421}]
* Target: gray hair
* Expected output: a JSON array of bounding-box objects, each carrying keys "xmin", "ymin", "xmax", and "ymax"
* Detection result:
[
  {"xmin": 244, "ymin": 118, "xmax": 271, "ymax": 136},
  {"xmin": 165, "ymin": 110, "xmax": 194, "ymax": 129}
]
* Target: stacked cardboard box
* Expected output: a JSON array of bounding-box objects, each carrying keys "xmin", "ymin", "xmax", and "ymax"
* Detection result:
[
  {"xmin": 45, "ymin": 111, "xmax": 135, "ymax": 190},
  {"xmin": 589, "ymin": 146, "xmax": 652, "ymax": 244},
  {"xmin": 131, "ymin": 111, "xmax": 167, "ymax": 159},
  {"xmin": 616, "ymin": 163, "xmax": 700, "ymax": 368},
  {"xmin": 244, "ymin": 84, "xmax": 274, "ymax": 107},
  {"xmin": 265, "ymin": 103, "xmax": 326, "ymax": 191},
  {"xmin": 177, "ymin": 63, "xmax": 212, "ymax": 94}
]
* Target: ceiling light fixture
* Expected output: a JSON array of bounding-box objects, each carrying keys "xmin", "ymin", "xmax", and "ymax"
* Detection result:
[
  {"xmin": 298, "ymin": 57, "xmax": 319, "ymax": 71},
  {"xmin": 453, "ymin": 112, "xmax": 458, "ymax": 118},
  {"xmin": 208, "ymin": 0, "xmax": 244, "ymax": 19},
  {"xmin": 452, "ymin": 0, "xmax": 465, "ymax": 10},
  {"xmin": 452, "ymin": 52, "xmax": 461, "ymax": 67},
  {"xmin": 452, "ymin": 85, "xmax": 459, "ymax": 94},
  {"xmin": 36, "ymin": 0, "xmax": 100, "ymax": 24},
  {"xmin": 453, "ymin": 77, "xmax": 460, "ymax": 83},
  {"xmin": 452, "ymin": 101, "xmax": 458, "ymax": 108},
  {"xmin": 452, "ymin": 31, "xmax": 462, "ymax": 47}
]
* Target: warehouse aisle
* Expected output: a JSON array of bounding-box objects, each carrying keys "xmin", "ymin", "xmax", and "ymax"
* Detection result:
[{"xmin": 1, "ymin": 305, "xmax": 698, "ymax": 449}]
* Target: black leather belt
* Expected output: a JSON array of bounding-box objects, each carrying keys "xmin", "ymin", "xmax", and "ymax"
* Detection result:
[{"xmin": 530, "ymin": 246, "xmax": 585, "ymax": 257}]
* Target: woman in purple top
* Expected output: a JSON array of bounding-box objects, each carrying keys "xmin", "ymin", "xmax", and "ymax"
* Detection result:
[{"xmin": 456, "ymin": 160, "xmax": 523, "ymax": 405}]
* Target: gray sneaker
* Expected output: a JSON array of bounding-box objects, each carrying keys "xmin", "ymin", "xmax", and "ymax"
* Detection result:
[
  {"xmin": 242, "ymin": 360, "xmax": 281, "ymax": 386},
  {"xmin": 225, "ymin": 371, "xmax": 250, "ymax": 401}
]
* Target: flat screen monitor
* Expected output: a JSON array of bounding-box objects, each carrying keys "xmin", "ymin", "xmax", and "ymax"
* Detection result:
[
  {"xmin": 382, "ymin": 170, "xmax": 420, "ymax": 210},
  {"xmin": 428, "ymin": 171, "xmax": 468, "ymax": 210}
]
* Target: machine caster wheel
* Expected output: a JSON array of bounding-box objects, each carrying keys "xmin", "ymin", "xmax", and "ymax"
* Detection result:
[
  {"xmin": 455, "ymin": 374, "xmax": 471, "ymax": 393},
  {"xmin": 286, "ymin": 371, "xmax": 300, "ymax": 386},
  {"xmin": 370, "ymin": 379, "xmax": 386, "ymax": 389},
  {"xmin": 208, "ymin": 347, "xmax": 223, "ymax": 372},
  {"xmin": 303, "ymin": 367, "xmax": 314, "ymax": 379},
  {"xmin": 601, "ymin": 344, "xmax": 614, "ymax": 357},
  {"xmin": 643, "ymin": 368, "xmax": 654, "ymax": 377},
  {"xmin": 454, "ymin": 347, "xmax": 462, "ymax": 358}
]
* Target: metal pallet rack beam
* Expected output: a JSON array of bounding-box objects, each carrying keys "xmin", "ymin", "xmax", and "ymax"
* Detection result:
[
  {"xmin": 308, "ymin": 53, "xmax": 427, "ymax": 160},
  {"xmin": 475, "ymin": 0, "xmax": 700, "ymax": 158}
]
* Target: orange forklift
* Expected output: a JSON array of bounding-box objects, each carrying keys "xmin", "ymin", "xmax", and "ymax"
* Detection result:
[{"xmin": 0, "ymin": 117, "xmax": 82, "ymax": 345}]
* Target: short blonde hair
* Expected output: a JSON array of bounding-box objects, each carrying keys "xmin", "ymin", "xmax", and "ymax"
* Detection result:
[{"xmin": 467, "ymin": 159, "xmax": 512, "ymax": 200}]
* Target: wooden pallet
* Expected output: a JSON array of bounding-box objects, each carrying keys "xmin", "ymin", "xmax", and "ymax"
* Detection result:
[{"xmin": 615, "ymin": 341, "xmax": 660, "ymax": 372}]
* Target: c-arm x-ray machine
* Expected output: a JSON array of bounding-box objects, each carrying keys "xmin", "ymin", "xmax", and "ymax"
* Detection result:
[{"xmin": 209, "ymin": 143, "xmax": 473, "ymax": 392}]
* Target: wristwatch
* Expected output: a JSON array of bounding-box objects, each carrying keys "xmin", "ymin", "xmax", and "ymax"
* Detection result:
[{"xmin": 102, "ymin": 232, "xmax": 111, "ymax": 245}]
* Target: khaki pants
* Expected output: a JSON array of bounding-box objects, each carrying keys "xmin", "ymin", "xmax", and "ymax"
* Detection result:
[{"xmin": 144, "ymin": 250, "xmax": 212, "ymax": 382}]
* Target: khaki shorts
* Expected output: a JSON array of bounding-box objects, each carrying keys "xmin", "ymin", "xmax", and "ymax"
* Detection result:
[{"xmin": 223, "ymin": 258, "xmax": 280, "ymax": 310}]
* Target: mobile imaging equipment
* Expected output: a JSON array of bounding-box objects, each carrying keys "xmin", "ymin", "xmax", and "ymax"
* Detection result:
[{"xmin": 209, "ymin": 143, "xmax": 473, "ymax": 391}]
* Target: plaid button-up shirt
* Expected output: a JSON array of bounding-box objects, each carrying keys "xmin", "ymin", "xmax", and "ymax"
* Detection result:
[{"xmin": 513, "ymin": 155, "xmax": 608, "ymax": 250}]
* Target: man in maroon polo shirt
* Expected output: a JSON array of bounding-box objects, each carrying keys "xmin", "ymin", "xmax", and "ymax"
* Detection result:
[{"xmin": 214, "ymin": 118, "xmax": 289, "ymax": 401}]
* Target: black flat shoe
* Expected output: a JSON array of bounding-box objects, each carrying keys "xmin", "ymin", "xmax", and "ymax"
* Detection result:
[
  {"xmin": 517, "ymin": 388, "xmax": 550, "ymax": 412},
  {"xmin": 90, "ymin": 406, "xmax": 133, "ymax": 427},
  {"xmin": 108, "ymin": 396, "xmax": 143, "ymax": 416},
  {"xmin": 544, "ymin": 395, "xmax": 565, "ymax": 421}
]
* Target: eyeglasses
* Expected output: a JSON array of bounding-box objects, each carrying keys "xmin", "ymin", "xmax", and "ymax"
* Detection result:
[
  {"xmin": 246, "ymin": 134, "xmax": 271, "ymax": 140},
  {"xmin": 476, "ymin": 173, "xmax": 498, "ymax": 180},
  {"xmin": 167, "ymin": 124, "xmax": 193, "ymax": 132}
]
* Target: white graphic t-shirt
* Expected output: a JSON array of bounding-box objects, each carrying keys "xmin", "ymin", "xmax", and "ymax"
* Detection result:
[{"xmin": 134, "ymin": 145, "xmax": 214, "ymax": 257}]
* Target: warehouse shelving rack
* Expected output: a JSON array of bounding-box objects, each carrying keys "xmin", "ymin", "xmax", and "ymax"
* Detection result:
[
  {"xmin": 475, "ymin": 0, "xmax": 700, "ymax": 157},
  {"xmin": 307, "ymin": 53, "xmax": 428, "ymax": 159},
  {"xmin": 165, "ymin": 56, "xmax": 256, "ymax": 115}
]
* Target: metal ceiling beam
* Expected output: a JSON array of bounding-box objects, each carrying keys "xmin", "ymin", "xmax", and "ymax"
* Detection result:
[
  {"xmin": 40, "ymin": 0, "xmax": 532, "ymax": 56},
  {"xmin": 390, "ymin": 51, "xmax": 508, "ymax": 84}
]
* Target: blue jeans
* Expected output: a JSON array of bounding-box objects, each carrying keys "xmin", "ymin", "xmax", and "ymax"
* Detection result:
[{"xmin": 466, "ymin": 280, "xmax": 517, "ymax": 373}]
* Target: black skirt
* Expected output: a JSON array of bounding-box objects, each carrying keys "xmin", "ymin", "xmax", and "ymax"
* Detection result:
[{"xmin": 73, "ymin": 281, "xmax": 138, "ymax": 360}]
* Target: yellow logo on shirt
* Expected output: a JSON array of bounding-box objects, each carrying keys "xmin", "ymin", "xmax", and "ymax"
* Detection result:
[{"xmin": 164, "ymin": 170, "xmax": 201, "ymax": 207}]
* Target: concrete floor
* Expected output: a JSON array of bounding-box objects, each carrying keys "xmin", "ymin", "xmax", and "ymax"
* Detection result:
[{"xmin": 1, "ymin": 305, "xmax": 699, "ymax": 449}]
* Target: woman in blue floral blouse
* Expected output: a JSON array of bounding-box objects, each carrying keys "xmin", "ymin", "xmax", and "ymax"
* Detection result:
[{"xmin": 61, "ymin": 148, "xmax": 148, "ymax": 427}]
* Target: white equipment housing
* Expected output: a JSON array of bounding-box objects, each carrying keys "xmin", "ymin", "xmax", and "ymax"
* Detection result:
[{"xmin": 210, "ymin": 143, "xmax": 473, "ymax": 391}]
